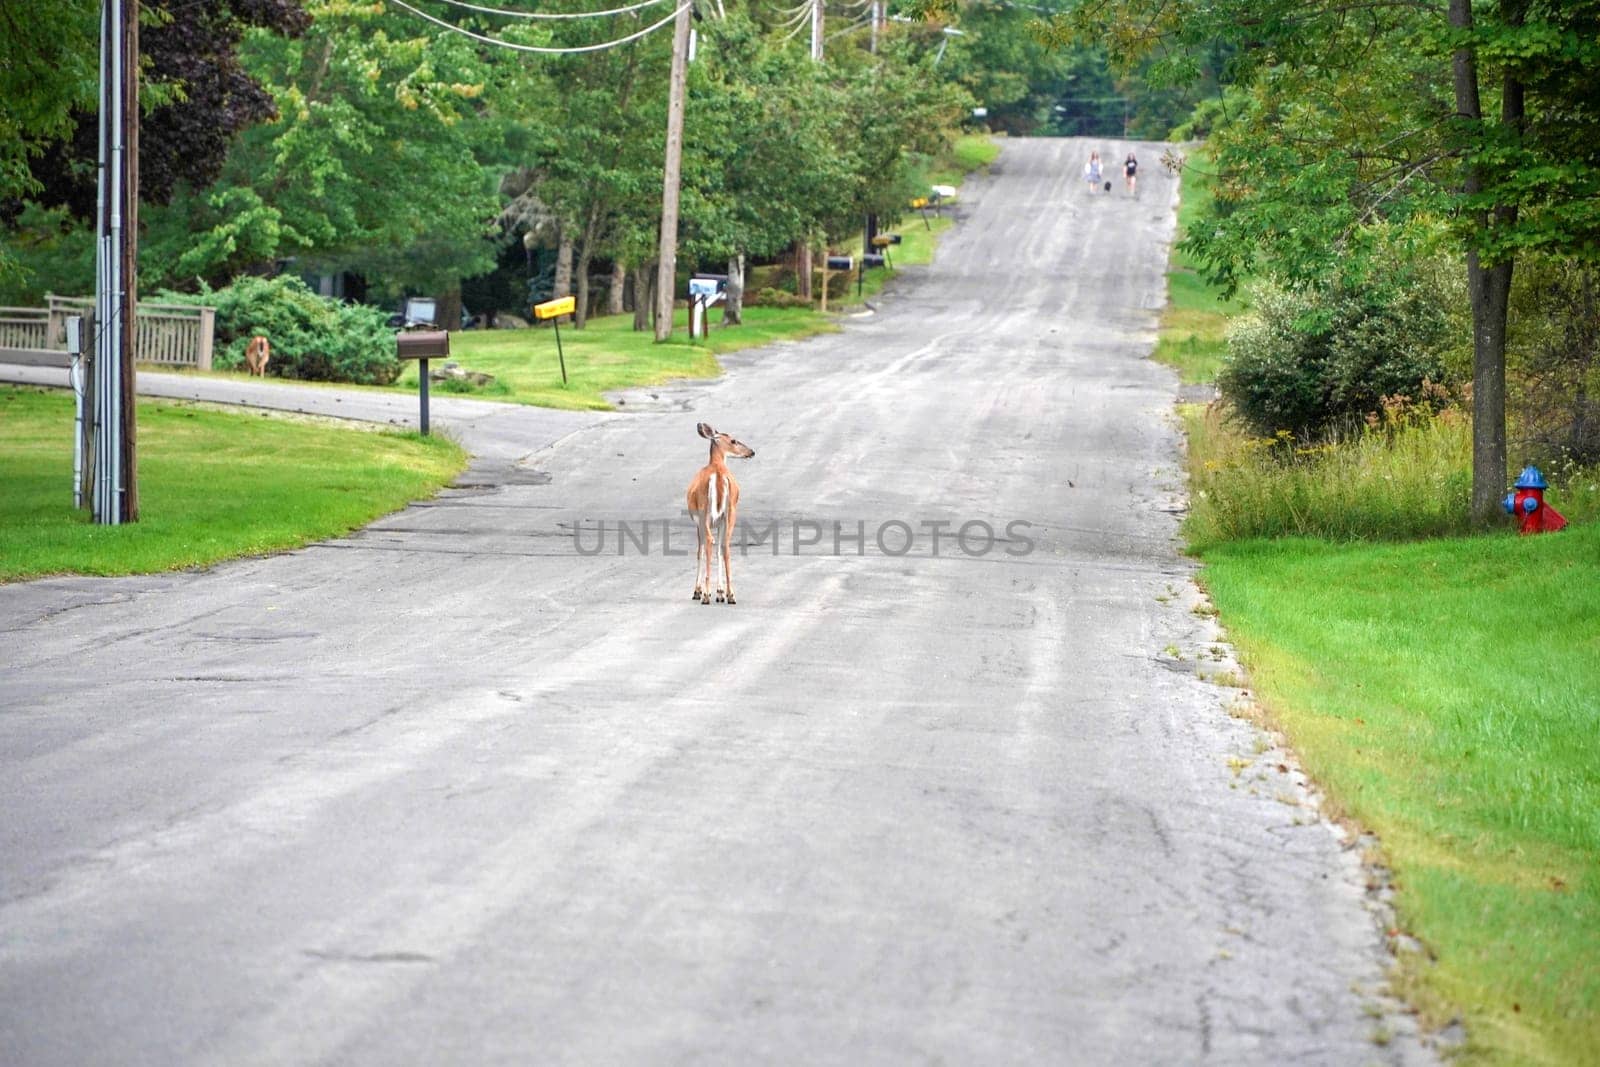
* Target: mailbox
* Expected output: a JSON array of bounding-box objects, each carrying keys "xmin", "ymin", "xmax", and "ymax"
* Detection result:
[
  {"xmin": 826, "ymin": 255, "xmax": 854, "ymax": 272},
  {"xmin": 863, "ymin": 253, "xmax": 887, "ymax": 269},
  {"xmin": 689, "ymin": 274, "xmax": 728, "ymax": 299},
  {"xmin": 395, "ymin": 330, "xmax": 449, "ymax": 436},
  {"xmin": 873, "ymin": 233, "xmax": 902, "ymax": 246},
  {"xmin": 395, "ymin": 331, "xmax": 450, "ymax": 360}
]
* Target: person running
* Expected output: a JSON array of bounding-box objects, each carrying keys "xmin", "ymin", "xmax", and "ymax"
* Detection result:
[
  {"xmin": 1084, "ymin": 151, "xmax": 1102, "ymax": 194},
  {"xmin": 1124, "ymin": 152, "xmax": 1139, "ymax": 196}
]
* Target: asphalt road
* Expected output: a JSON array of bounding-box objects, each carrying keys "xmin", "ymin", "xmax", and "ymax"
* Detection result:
[{"xmin": 1, "ymin": 139, "xmax": 1432, "ymax": 1064}]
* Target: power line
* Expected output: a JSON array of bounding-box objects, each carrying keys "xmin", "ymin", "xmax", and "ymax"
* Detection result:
[
  {"xmin": 426, "ymin": 0, "xmax": 667, "ymax": 20},
  {"xmin": 384, "ymin": 0, "xmax": 688, "ymax": 53}
]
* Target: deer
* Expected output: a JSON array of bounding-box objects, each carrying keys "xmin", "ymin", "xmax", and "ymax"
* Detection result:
[
  {"xmin": 685, "ymin": 422, "xmax": 755, "ymax": 605},
  {"xmin": 243, "ymin": 335, "xmax": 270, "ymax": 377}
]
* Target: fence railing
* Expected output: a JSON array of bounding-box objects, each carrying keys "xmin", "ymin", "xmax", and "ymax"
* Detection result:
[{"xmin": 0, "ymin": 295, "xmax": 214, "ymax": 369}]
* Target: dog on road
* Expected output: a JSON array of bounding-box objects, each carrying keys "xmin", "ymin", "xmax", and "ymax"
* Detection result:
[{"xmin": 243, "ymin": 335, "xmax": 270, "ymax": 377}]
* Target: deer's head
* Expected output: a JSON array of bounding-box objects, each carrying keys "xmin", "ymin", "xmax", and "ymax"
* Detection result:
[{"xmin": 698, "ymin": 422, "xmax": 754, "ymax": 460}]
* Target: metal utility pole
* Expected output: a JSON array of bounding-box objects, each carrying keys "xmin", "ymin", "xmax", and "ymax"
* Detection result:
[
  {"xmin": 653, "ymin": 2, "xmax": 692, "ymax": 342},
  {"xmin": 93, "ymin": 0, "xmax": 139, "ymax": 523},
  {"xmin": 869, "ymin": 0, "xmax": 879, "ymax": 54},
  {"xmin": 810, "ymin": 0, "xmax": 823, "ymax": 61}
]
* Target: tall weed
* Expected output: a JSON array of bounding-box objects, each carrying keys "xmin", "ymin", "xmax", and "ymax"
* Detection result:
[{"xmin": 1185, "ymin": 402, "xmax": 1474, "ymax": 547}]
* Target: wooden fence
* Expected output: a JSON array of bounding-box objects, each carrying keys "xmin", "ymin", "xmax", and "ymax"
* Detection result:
[{"xmin": 0, "ymin": 294, "xmax": 214, "ymax": 369}]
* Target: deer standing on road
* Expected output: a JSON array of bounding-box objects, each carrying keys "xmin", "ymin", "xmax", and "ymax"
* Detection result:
[{"xmin": 686, "ymin": 422, "xmax": 755, "ymax": 605}]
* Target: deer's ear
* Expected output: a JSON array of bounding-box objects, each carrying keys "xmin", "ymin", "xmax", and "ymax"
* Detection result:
[{"xmin": 697, "ymin": 422, "xmax": 716, "ymax": 439}]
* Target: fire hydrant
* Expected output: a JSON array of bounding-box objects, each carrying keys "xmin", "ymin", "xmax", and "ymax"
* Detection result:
[{"xmin": 1503, "ymin": 465, "xmax": 1568, "ymax": 535}]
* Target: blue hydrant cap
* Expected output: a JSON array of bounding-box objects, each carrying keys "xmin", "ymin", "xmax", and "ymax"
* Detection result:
[{"xmin": 1514, "ymin": 465, "xmax": 1548, "ymax": 490}]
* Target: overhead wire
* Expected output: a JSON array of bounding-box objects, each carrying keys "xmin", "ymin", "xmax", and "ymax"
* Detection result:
[{"xmin": 384, "ymin": 0, "xmax": 689, "ymax": 53}]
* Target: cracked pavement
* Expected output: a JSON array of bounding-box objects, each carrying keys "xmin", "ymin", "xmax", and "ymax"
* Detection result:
[{"xmin": 0, "ymin": 139, "xmax": 1434, "ymax": 1064}]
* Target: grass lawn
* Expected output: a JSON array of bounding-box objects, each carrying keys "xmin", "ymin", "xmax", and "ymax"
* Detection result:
[
  {"xmin": 392, "ymin": 305, "xmax": 838, "ymax": 411},
  {"xmin": 1199, "ymin": 526, "xmax": 1600, "ymax": 1064},
  {"xmin": 0, "ymin": 385, "xmax": 466, "ymax": 583},
  {"xmin": 927, "ymin": 132, "xmax": 1001, "ymax": 186},
  {"xmin": 1157, "ymin": 150, "xmax": 1247, "ymax": 384}
]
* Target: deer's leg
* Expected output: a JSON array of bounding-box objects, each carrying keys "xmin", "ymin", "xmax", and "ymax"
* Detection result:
[
  {"xmin": 700, "ymin": 514, "xmax": 716, "ymax": 604},
  {"xmin": 722, "ymin": 506, "xmax": 737, "ymax": 605},
  {"xmin": 691, "ymin": 511, "xmax": 704, "ymax": 601}
]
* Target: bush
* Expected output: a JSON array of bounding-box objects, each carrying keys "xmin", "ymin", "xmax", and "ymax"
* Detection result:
[
  {"xmin": 1509, "ymin": 256, "xmax": 1600, "ymax": 466},
  {"xmin": 1219, "ymin": 260, "xmax": 1465, "ymax": 439},
  {"xmin": 748, "ymin": 286, "xmax": 812, "ymax": 309},
  {"xmin": 159, "ymin": 276, "xmax": 401, "ymax": 385}
]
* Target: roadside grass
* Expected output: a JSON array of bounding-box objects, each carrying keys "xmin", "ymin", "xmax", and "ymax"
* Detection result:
[
  {"xmin": 0, "ymin": 385, "xmax": 466, "ymax": 582},
  {"xmin": 1182, "ymin": 403, "xmax": 1600, "ymax": 1060},
  {"xmin": 833, "ymin": 214, "xmax": 955, "ymax": 304},
  {"xmin": 1169, "ymin": 139, "xmax": 1600, "ymax": 1059},
  {"xmin": 1198, "ymin": 524, "xmax": 1600, "ymax": 1064},
  {"xmin": 926, "ymin": 132, "xmax": 1002, "ymax": 186},
  {"xmin": 1185, "ymin": 406, "xmax": 1474, "ymax": 546},
  {"xmin": 393, "ymin": 305, "xmax": 837, "ymax": 411},
  {"xmin": 1157, "ymin": 151, "xmax": 1247, "ymax": 384}
]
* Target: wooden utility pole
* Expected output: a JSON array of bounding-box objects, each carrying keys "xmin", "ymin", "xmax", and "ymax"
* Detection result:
[
  {"xmin": 93, "ymin": 0, "xmax": 139, "ymax": 524},
  {"xmin": 121, "ymin": 0, "xmax": 139, "ymax": 521},
  {"xmin": 653, "ymin": 2, "xmax": 692, "ymax": 342}
]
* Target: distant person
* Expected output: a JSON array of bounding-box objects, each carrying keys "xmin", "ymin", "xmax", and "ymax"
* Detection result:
[
  {"xmin": 1124, "ymin": 153, "xmax": 1138, "ymax": 196},
  {"xmin": 1084, "ymin": 151, "xmax": 1102, "ymax": 194}
]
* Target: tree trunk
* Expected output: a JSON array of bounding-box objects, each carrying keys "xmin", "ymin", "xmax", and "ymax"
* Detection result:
[
  {"xmin": 436, "ymin": 283, "xmax": 463, "ymax": 333},
  {"xmin": 795, "ymin": 241, "xmax": 812, "ymax": 299},
  {"xmin": 1450, "ymin": 0, "xmax": 1517, "ymax": 524},
  {"xmin": 632, "ymin": 263, "xmax": 653, "ymax": 332},
  {"xmin": 554, "ymin": 227, "xmax": 574, "ymax": 300},
  {"xmin": 723, "ymin": 252, "xmax": 745, "ymax": 326},
  {"xmin": 608, "ymin": 261, "xmax": 626, "ymax": 316},
  {"xmin": 574, "ymin": 207, "xmax": 600, "ymax": 328}
]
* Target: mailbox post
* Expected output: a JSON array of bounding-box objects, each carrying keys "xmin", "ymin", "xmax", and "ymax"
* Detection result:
[
  {"xmin": 534, "ymin": 295, "xmax": 576, "ymax": 383},
  {"xmin": 688, "ymin": 274, "xmax": 727, "ymax": 339},
  {"xmin": 395, "ymin": 330, "xmax": 450, "ymax": 435}
]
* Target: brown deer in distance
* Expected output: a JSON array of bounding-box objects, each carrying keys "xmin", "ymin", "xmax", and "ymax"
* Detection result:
[
  {"xmin": 686, "ymin": 422, "xmax": 755, "ymax": 605},
  {"xmin": 243, "ymin": 335, "xmax": 270, "ymax": 377}
]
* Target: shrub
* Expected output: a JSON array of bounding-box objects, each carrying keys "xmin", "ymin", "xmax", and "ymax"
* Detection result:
[
  {"xmin": 1508, "ymin": 255, "xmax": 1600, "ymax": 466},
  {"xmin": 748, "ymin": 286, "xmax": 812, "ymax": 309},
  {"xmin": 1219, "ymin": 260, "xmax": 1465, "ymax": 439},
  {"xmin": 159, "ymin": 276, "xmax": 401, "ymax": 385}
]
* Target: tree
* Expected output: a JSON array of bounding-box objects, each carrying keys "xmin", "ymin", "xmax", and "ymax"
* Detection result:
[{"xmin": 1048, "ymin": 0, "xmax": 1600, "ymax": 522}]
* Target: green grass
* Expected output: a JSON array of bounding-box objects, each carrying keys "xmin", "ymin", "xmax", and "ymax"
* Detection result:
[
  {"xmin": 1157, "ymin": 150, "xmax": 1248, "ymax": 384},
  {"xmin": 391, "ymin": 305, "xmax": 837, "ymax": 411},
  {"xmin": 927, "ymin": 132, "xmax": 1001, "ymax": 187},
  {"xmin": 0, "ymin": 385, "xmax": 466, "ymax": 582},
  {"xmin": 833, "ymin": 214, "xmax": 955, "ymax": 303},
  {"xmin": 1199, "ymin": 526, "xmax": 1600, "ymax": 1064}
]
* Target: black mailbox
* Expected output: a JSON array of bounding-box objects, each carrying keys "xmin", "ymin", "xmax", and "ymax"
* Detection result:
[
  {"xmin": 395, "ymin": 330, "xmax": 449, "ymax": 436},
  {"xmin": 396, "ymin": 330, "xmax": 450, "ymax": 360},
  {"xmin": 826, "ymin": 255, "xmax": 854, "ymax": 271},
  {"xmin": 863, "ymin": 253, "xmax": 887, "ymax": 269}
]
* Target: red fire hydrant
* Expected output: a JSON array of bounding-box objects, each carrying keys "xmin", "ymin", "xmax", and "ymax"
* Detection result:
[{"xmin": 1503, "ymin": 465, "xmax": 1568, "ymax": 535}]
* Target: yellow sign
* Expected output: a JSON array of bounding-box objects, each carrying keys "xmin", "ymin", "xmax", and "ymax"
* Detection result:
[
  {"xmin": 910, "ymin": 197, "xmax": 928, "ymax": 209},
  {"xmin": 534, "ymin": 296, "xmax": 575, "ymax": 320}
]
